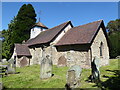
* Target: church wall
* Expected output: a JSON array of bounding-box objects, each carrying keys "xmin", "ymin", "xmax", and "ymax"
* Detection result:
[
  {"xmin": 52, "ymin": 45, "xmax": 91, "ymax": 69},
  {"xmin": 90, "ymin": 28, "xmax": 109, "ymax": 66},
  {"xmin": 29, "ymin": 47, "xmax": 42, "ymax": 65},
  {"xmin": 40, "ymin": 45, "xmax": 91, "ymax": 69}
]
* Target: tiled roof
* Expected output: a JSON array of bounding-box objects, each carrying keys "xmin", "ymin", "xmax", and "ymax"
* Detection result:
[
  {"xmin": 55, "ymin": 20, "xmax": 104, "ymax": 46},
  {"xmin": 26, "ymin": 21, "xmax": 72, "ymax": 46},
  {"xmin": 33, "ymin": 21, "xmax": 48, "ymax": 29},
  {"xmin": 15, "ymin": 44, "xmax": 31, "ymax": 57}
]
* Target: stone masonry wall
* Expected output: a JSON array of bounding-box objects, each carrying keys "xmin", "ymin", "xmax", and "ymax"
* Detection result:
[
  {"xmin": 51, "ymin": 45, "xmax": 91, "ymax": 69},
  {"xmin": 29, "ymin": 47, "xmax": 42, "ymax": 65},
  {"xmin": 91, "ymin": 28, "xmax": 109, "ymax": 66}
]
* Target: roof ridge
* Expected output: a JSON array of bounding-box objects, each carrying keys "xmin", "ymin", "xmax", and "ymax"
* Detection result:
[
  {"xmin": 33, "ymin": 21, "xmax": 48, "ymax": 29},
  {"xmin": 15, "ymin": 43, "xmax": 28, "ymax": 46},
  {"xmin": 46, "ymin": 21, "xmax": 70, "ymax": 31},
  {"xmin": 74, "ymin": 20, "xmax": 103, "ymax": 29},
  {"xmin": 32, "ymin": 21, "xmax": 70, "ymax": 38}
]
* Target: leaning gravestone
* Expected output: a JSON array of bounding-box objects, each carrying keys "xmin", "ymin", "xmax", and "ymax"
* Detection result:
[
  {"xmin": 65, "ymin": 65, "xmax": 82, "ymax": 89},
  {"xmin": 40, "ymin": 55, "xmax": 53, "ymax": 79},
  {"xmin": 91, "ymin": 56, "xmax": 100, "ymax": 83},
  {"xmin": 6, "ymin": 58, "xmax": 16, "ymax": 74}
]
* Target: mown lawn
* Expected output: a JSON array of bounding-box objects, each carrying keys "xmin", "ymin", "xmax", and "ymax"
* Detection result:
[{"xmin": 2, "ymin": 59, "xmax": 119, "ymax": 89}]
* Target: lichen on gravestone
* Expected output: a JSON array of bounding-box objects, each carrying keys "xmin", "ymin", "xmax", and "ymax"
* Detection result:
[
  {"xmin": 65, "ymin": 65, "xmax": 82, "ymax": 89},
  {"xmin": 6, "ymin": 58, "xmax": 16, "ymax": 74},
  {"xmin": 40, "ymin": 55, "xmax": 53, "ymax": 79}
]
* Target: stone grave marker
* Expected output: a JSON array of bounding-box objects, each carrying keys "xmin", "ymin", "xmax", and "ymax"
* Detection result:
[
  {"xmin": 0, "ymin": 82, "xmax": 2, "ymax": 90},
  {"xmin": 40, "ymin": 55, "xmax": 53, "ymax": 79},
  {"xmin": 20, "ymin": 56, "xmax": 28, "ymax": 67},
  {"xmin": 58, "ymin": 56, "xmax": 67, "ymax": 67},
  {"xmin": 65, "ymin": 65, "xmax": 82, "ymax": 89},
  {"xmin": 6, "ymin": 58, "xmax": 16, "ymax": 74},
  {"xmin": 91, "ymin": 56, "xmax": 100, "ymax": 82}
]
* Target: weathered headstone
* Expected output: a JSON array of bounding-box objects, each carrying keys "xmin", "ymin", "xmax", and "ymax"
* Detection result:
[
  {"xmin": 20, "ymin": 56, "xmax": 28, "ymax": 67},
  {"xmin": 91, "ymin": 56, "xmax": 100, "ymax": 83},
  {"xmin": 0, "ymin": 82, "xmax": 2, "ymax": 90},
  {"xmin": 40, "ymin": 55, "xmax": 53, "ymax": 79},
  {"xmin": 1, "ymin": 59, "xmax": 8, "ymax": 65},
  {"xmin": 58, "ymin": 56, "xmax": 67, "ymax": 67},
  {"xmin": 65, "ymin": 65, "xmax": 82, "ymax": 89},
  {"xmin": 6, "ymin": 58, "xmax": 16, "ymax": 74}
]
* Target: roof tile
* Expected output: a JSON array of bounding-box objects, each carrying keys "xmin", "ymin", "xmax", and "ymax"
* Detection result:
[
  {"xmin": 55, "ymin": 20, "xmax": 103, "ymax": 46},
  {"xmin": 15, "ymin": 44, "xmax": 31, "ymax": 57},
  {"xmin": 26, "ymin": 21, "xmax": 71, "ymax": 46}
]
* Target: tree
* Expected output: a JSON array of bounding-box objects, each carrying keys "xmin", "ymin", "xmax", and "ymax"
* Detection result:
[
  {"xmin": 12, "ymin": 4, "xmax": 36, "ymax": 43},
  {"xmin": 106, "ymin": 19, "xmax": 120, "ymax": 34},
  {"xmin": 2, "ymin": 29, "xmax": 13, "ymax": 59},
  {"xmin": 107, "ymin": 19, "xmax": 120, "ymax": 58},
  {"xmin": 2, "ymin": 4, "xmax": 36, "ymax": 59}
]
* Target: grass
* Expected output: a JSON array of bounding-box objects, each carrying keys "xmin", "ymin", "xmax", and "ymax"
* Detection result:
[{"xmin": 2, "ymin": 59, "xmax": 119, "ymax": 89}]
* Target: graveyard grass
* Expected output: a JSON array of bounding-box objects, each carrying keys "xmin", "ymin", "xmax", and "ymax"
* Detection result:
[{"xmin": 2, "ymin": 59, "xmax": 119, "ymax": 88}]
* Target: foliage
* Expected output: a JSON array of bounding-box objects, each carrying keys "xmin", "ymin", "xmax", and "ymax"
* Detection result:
[
  {"xmin": 2, "ymin": 59, "xmax": 118, "ymax": 89},
  {"xmin": 107, "ymin": 19, "xmax": 120, "ymax": 58},
  {"xmin": 12, "ymin": 4, "xmax": 36, "ymax": 43},
  {"xmin": 108, "ymin": 31, "xmax": 120, "ymax": 58},
  {"xmin": 2, "ymin": 29, "xmax": 13, "ymax": 59},
  {"xmin": 2, "ymin": 4, "xmax": 36, "ymax": 59},
  {"xmin": 106, "ymin": 19, "xmax": 120, "ymax": 33}
]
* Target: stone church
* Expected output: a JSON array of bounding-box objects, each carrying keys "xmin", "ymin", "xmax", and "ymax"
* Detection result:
[{"xmin": 11, "ymin": 20, "xmax": 109, "ymax": 68}]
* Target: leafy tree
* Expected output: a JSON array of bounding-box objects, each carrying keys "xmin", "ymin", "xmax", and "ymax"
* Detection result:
[
  {"xmin": 107, "ymin": 19, "xmax": 120, "ymax": 58},
  {"xmin": 2, "ymin": 16, "xmax": 17, "ymax": 59},
  {"xmin": 107, "ymin": 19, "xmax": 120, "ymax": 34},
  {"xmin": 2, "ymin": 29, "xmax": 13, "ymax": 59}
]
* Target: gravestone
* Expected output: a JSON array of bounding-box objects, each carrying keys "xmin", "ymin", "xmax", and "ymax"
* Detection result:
[
  {"xmin": 58, "ymin": 56, "xmax": 67, "ymax": 67},
  {"xmin": 1, "ymin": 59, "xmax": 8, "ymax": 65},
  {"xmin": 20, "ymin": 56, "xmax": 28, "ymax": 67},
  {"xmin": 65, "ymin": 65, "xmax": 82, "ymax": 89},
  {"xmin": 91, "ymin": 56, "xmax": 100, "ymax": 83},
  {"xmin": 40, "ymin": 55, "xmax": 53, "ymax": 79},
  {"xmin": 6, "ymin": 58, "xmax": 16, "ymax": 74},
  {"xmin": 0, "ymin": 82, "xmax": 2, "ymax": 90}
]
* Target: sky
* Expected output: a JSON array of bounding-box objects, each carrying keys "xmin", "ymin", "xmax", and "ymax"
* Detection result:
[{"xmin": 1, "ymin": 2, "xmax": 118, "ymax": 31}]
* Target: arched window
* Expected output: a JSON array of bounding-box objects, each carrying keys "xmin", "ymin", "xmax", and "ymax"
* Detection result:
[{"xmin": 100, "ymin": 42, "xmax": 103, "ymax": 56}]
